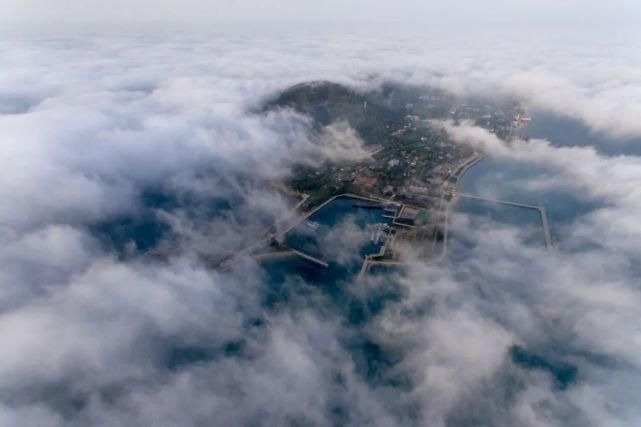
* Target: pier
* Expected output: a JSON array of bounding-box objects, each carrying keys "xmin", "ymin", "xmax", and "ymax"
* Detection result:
[
  {"xmin": 539, "ymin": 204, "xmax": 553, "ymax": 249},
  {"xmin": 280, "ymin": 245, "xmax": 330, "ymax": 268},
  {"xmin": 357, "ymin": 259, "xmax": 406, "ymax": 280},
  {"xmin": 458, "ymin": 194, "xmax": 553, "ymax": 249},
  {"xmin": 458, "ymin": 193, "xmax": 540, "ymax": 210}
]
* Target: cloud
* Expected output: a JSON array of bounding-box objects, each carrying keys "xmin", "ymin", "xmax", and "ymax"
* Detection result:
[
  {"xmin": 415, "ymin": 117, "xmax": 641, "ymax": 425},
  {"xmin": 437, "ymin": 119, "xmax": 641, "ymax": 258},
  {"xmin": 0, "ymin": 27, "xmax": 641, "ymax": 427}
]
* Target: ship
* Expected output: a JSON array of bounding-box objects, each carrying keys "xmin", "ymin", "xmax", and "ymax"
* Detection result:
[{"xmin": 370, "ymin": 223, "xmax": 391, "ymax": 245}]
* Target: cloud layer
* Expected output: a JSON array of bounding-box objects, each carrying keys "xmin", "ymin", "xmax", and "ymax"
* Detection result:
[{"xmin": 0, "ymin": 28, "xmax": 641, "ymax": 426}]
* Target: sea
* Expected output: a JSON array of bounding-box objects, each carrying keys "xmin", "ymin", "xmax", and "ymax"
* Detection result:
[{"xmin": 452, "ymin": 112, "xmax": 622, "ymax": 253}]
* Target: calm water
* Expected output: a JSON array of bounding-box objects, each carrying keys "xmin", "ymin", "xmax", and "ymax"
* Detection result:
[
  {"xmin": 443, "ymin": 112, "xmax": 636, "ymax": 390},
  {"xmin": 522, "ymin": 110, "xmax": 641, "ymax": 156},
  {"xmin": 285, "ymin": 196, "xmax": 392, "ymax": 259},
  {"xmin": 265, "ymin": 196, "xmax": 393, "ymax": 285},
  {"xmin": 455, "ymin": 112, "xmax": 616, "ymax": 249}
]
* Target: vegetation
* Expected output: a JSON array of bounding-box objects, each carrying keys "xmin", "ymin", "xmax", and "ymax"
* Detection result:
[{"xmin": 266, "ymin": 81, "xmax": 522, "ymax": 208}]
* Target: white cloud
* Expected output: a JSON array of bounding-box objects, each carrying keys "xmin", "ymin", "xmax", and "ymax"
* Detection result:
[{"xmin": 0, "ymin": 27, "xmax": 640, "ymax": 426}]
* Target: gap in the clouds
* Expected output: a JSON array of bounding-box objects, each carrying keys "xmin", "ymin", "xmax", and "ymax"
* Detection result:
[
  {"xmin": 522, "ymin": 110, "xmax": 641, "ymax": 156},
  {"xmin": 455, "ymin": 145, "xmax": 607, "ymax": 250},
  {"xmin": 450, "ymin": 197, "xmax": 547, "ymax": 255},
  {"xmin": 260, "ymin": 256, "xmax": 404, "ymax": 326},
  {"xmin": 456, "ymin": 106, "xmax": 641, "ymax": 232},
  {"xmin": 0, "ymin": 94, "xmax": 42, "ymax": 115},
  {"xmin": 510, "ymin": 345, "xmax": 578, "ymax": 390},
  {"xmin": 88, "ymin": 179, "xmax": 286, "ymax": 259},
  {"xmin": 90, "ymin": 210, "xmax": 170, "ymax": 255},
  {"xmin": 259, "ymin": 248, "xmax": 411, "ymax": 391},
  {"xmin": 282, "ymin": 196, "xmax": 394, "ymax": 269},
  {"xmin": 245, "ymin": 254, "xmax": 417, "ymax": 416},
  {"xmin": 166, "ymin": 341, "xmax": 244, "ymax": 371},
  {"xmin": 441, "ymin": 107, "xmax": 634, "ymax": 402}
]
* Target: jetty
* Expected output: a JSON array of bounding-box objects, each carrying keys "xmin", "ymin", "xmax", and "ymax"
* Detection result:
[
  {"xmin": 280, "ymin": 245, "xmax": 329, "ymax": 268},
  {"xmin": 458, "ymin": 194, "xmax": 553, "ymax": 249}
]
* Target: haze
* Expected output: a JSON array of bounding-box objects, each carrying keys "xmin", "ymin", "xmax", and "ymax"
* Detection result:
[
  {"xmin": 2, "ymin": 1, "xmax": 641, "ymax": 426},
  {"xmin": 2, "ymin": 0, "xmax": 641, "ymax": 28}
]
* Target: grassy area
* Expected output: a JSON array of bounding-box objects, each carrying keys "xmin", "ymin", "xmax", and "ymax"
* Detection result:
[
  {"xmin": 299, "ymin": 186, "xmax": 337, "ymax": 212},
  {"xmin": 415, "ymin": 210, "xmax": 431, "ymax": 226}
]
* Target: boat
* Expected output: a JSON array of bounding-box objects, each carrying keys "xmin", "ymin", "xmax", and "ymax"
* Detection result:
[{"xmin": 370, "ymin": 223, "xmax": 391, "ymax": 245}]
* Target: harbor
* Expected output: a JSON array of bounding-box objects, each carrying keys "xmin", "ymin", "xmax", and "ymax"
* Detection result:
[{"xmin": 223, "ymin": 192, "xmax": 427, "ymax": 283}]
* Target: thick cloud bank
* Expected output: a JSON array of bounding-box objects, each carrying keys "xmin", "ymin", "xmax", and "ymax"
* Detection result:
[{"xmin": 1, "ymin": 29, "xmax": 641, "ymax": 426}]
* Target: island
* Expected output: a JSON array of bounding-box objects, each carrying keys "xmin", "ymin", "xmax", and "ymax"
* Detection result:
[{"xmin": 223, "ymin": 81, "xmax": 529, "ymax": 274}]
